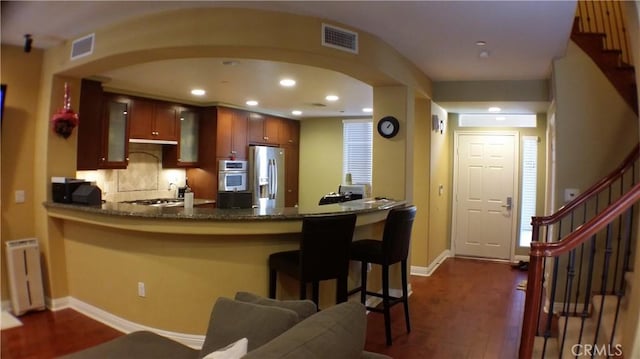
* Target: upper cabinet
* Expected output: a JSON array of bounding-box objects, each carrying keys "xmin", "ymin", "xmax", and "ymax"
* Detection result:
[
  {"xmin": 247, "ymin": 113, "xmax": 281, "ymax": 145},
  {"xmin": 278, "ymin": 119, "xmax": 300, "ymax": 146},
  {"xmin": 77, "ymin": 80, "xmax": 130, "ymax": 170},
  {"xmin": 129, "ymin": 98, "xmax": 179, "ymax": 142},
  {"xmin": 216, "ymin": 107, "xmax": 248, "ymax": 160},
  {"xmin": 101, "ymin": 95, "xmax": 131, "ymax": 169},
  {"xmin": 163, "ymin": 107, "xmax": 200, "ymax": 168}
]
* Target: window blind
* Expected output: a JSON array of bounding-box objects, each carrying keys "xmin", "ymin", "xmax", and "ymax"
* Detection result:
[
  {"xmin": 343, "ymin": 119, "xmax": 372, "ymax": 185},
  {"xmin": 519, "ymin": 136, "xmax": 538, "ymax": 247}
]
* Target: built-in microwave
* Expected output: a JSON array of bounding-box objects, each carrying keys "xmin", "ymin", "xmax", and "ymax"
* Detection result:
[{"xmin": 218, "ymin": 160, "xmax": 248, "ymax": 192}]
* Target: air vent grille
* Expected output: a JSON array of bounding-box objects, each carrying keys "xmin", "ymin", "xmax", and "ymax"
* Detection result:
[
  {"xmin": 322, "ymin": 24, "xmax": 358, "ymax": 54},
  {"xmin": 70, "ymin": 33, "xmax": 95, "ymax": 60}
]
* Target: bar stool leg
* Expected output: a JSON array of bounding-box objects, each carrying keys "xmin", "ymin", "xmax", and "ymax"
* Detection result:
[
  {"xmin": 401, "ymin": 259, "xmax": 411, "ymax": 333},
  {"xmin": 269, "ymin": 269, "xmax": 277, "ymax": 299},
  {"xmin": 336, "ymin": 276, "xmax": 348, "ymax": 304},
  {"xmin": 382, "ymin": 264, "xmax": 392, "ymax": 345},
  {"xmin": 360, "ymin": 260, "xmax": 368, "ymax": 304},
  {"xmin": 300, "ymin": 281, "xmax": 307, "ymax": 300},
  {"xmin": 312, "ymin": 281, "xmax": 320, "ymax": 306}
]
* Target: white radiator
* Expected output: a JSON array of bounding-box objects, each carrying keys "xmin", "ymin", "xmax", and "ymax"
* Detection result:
[{"xmin": 5, "ymin": 238, "xmax": 45, "ymax": 316}]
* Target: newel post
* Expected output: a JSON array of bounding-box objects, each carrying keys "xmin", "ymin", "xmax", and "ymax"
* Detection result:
[{"xmin": 519, "ymin": 241, "xmax": 545, "ymax": 359}]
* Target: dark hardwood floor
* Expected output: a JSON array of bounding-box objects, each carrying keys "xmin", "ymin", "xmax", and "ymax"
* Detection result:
[{"xmin": 1, "ymin": 258, "xmax": 527, "ymax": 358}]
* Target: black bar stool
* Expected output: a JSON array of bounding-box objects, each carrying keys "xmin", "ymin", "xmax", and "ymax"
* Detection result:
[
  {"xmin": 268, "ymin": 213, "xmax": 357, "ymax": 307},
  {"xmin": 349, "ymin": 205, "xmax": 417, "ymax": 345}
]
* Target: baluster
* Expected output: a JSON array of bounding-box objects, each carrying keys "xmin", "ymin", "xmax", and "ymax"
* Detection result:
[
  {"xmin": 559, "ymin": 250, "xmax": 576, "ymax": 354},
  {"xmin": 544, "ymin": 257, "xmax": 561, "ymax": 346},
  {"xmin": 573, "ymin": 242, "xmax": 586, "ymax": 314}
]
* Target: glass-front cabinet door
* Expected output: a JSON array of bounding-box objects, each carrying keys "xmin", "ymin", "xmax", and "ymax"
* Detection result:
[
  {"xmin": 178, "ymin": 110, "xmax": 199, "ymax": 164},
  {"xmin": 101, "ymin": 96, "xmax": 129, "ymax": 168}
]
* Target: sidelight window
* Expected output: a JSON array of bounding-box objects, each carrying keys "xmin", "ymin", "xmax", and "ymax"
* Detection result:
[{"xmin": 343, "ymin": 119, "xmax": 372, "ymax": 185}]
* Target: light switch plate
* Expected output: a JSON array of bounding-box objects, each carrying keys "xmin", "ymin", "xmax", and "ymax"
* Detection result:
[{"xmin": 15, "ymin": 190, "xmax": 25, "ymax": 203}]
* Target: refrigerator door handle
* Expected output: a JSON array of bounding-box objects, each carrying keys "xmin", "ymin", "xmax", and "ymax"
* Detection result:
[
  {"xmin": 271, "ymin": 158, "xmax": 278, "ymax": 199},
  {"xmin": 268, "ymin": 159, "xmax": 274, "ymax": 199}
]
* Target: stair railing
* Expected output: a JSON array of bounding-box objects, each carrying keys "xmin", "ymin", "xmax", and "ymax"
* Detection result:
[
  {"xmin": 575, "ymin": 0, "xmax": 633, "ymax": 66},
  {"xmin": 519, "ymin": 144, "xmax": 639, "ymax": 358}
]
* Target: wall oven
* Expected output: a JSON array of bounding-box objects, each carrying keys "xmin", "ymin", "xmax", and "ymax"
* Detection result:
[{"xmin": 218, "ymin": 160, "xmax": 248, "ymax": 192}]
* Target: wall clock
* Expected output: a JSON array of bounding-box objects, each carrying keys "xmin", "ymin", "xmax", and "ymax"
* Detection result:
[{"xmin": 377, "ymin": 116, "xmax": 400, "ymax": 138}]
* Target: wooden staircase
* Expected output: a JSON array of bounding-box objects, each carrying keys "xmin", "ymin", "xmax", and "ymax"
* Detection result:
[
  {"xmin": 571, "ymin": 1, "xmax": 638, "ymax": 115},
  {"xmin": 532, "ymin": 276, "xmax": 631, "ymax": 358},
  {"xmin": 519, "ymin": 145, "xmax": 640, "ymax": 358}
]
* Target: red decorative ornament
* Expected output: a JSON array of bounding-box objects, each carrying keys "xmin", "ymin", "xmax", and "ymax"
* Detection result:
[{"xmin": 51, "ymin": 83, "xmax": 79, "ymax": 138}]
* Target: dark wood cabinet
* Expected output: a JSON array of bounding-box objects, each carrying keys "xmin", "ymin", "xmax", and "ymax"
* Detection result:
[
  {"xmin": 100, "ymin": 95, "xmax": 131, "ymax": 169},
  {"xmin": 278, "ymin": 119, "xmax": 300, "ymax": 146},
  {"xmin": 283, "ymin": 144, "xmax": 300, "ymax": 207},
  {"xmin": 163, "ymin": 107, "xmax": 200, "ymax": 168},
  {"xmin": 129, "ymin": 98, "xmax": 178, "ymax": 141},
  {"xmin": 76, "ymin": 80, "xmax": 130, "ymax": 170},
  {"xmin": 216, "ymin": 107, "xmax": 248, "ymax": 160},
  {"xmin": 248, "ymin": 113, "xmax": 281, "ymax": 145}
]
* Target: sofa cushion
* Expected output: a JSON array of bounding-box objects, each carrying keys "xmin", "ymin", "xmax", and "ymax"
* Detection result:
[
  {"xmin": 234, "ymin": 292, "xmax": 317, "ymax": 320},
  {"xmin": 243, "ymin": 301, "xmax": 367, "ymax": 359},
  {"xmin": 199, "ymin": 298, "xmax": 299, "ymax": 358},
  {"xmin": 59, "ymin": 331, "xmax": 199, "ymax": 359}
]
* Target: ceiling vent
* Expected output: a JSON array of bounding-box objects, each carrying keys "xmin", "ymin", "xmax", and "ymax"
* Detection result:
[
  {"xmin": 70, "ymin": 33, "xmax": 95, "ymax": 60},
  {"xmin": 322, "ymin": 24, "xmax": 358, "ymax": 54}
]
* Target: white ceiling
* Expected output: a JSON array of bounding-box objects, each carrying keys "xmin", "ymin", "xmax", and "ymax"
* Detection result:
[{"xmin": 0, "ymin": 1, "xmax": 577, "ymax": 117}]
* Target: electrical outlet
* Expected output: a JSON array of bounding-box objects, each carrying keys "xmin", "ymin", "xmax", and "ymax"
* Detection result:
[
  {"xmin": 137, "ymin": 282, "xmax": 146, "ymax": 297},
  {"xmin": 15, "ymin": 190, "xmax": 25, "ymax": 203}
]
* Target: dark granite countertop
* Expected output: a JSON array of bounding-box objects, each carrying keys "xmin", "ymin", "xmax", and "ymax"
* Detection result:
[{"xmin": 44, "ymin": 198, "xmax": 405, "ymax": 221}]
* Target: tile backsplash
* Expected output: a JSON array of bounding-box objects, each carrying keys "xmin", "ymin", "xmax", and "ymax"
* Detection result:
[{"xmin": 76, "ymin": 143, "xmax": 186, "ymax": 203}]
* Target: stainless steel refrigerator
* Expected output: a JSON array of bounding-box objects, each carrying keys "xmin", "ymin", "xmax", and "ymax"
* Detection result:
[{"xmin": 249, "ymin": 145, "xmax": 285, "ymax": 208}]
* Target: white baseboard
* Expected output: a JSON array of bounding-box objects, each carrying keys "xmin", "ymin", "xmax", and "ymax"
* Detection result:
[
  {"xmin": 513, "ymin": 255, "xmax": 530, "ymax": 263},
  {"xmin": 411, "ymin": 249, "xmax": 452, "ymax": 277},
  {"xmin": 1, "ymin": 300, "xmax": 11, "ymax": 311},
  {"xmin": 48, "ymin": 296, "xmax": 204, "ymax": 349},
  {"xmin": 46, "ymin": 296, "xmax": 71, "ymax": 311}
]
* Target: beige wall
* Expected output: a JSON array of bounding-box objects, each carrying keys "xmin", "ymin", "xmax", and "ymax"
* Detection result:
[
  {"xmin": 0, "ymin": 45, "xmax": 44, "ymax": 303},
  {"xmin": 409, "ymin": 99, "xmax": 431, "ymax": 268},
  {"xmin": 428, "ymin": 103, "xmax": 453, "ymax": 264},
  {"xmin": 298, "ymin": 117, "xmax": 344, "ymax": 208},
  {"xmin": 552, "ymin": 41, "xmax": 638, "ymax": 211}
]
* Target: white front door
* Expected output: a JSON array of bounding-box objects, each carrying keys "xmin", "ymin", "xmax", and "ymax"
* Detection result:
[{"xmin": 453, "ymin": 132, "xmax": 518, "ymax": 260}]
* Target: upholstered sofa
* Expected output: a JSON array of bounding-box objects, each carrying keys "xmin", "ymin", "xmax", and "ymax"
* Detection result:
[{"xmin": 60, "ymin": 292, "xmax": 390, "ymax": 359}]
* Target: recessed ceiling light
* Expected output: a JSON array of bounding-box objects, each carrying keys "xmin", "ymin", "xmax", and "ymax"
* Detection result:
[
  {"xmin": 488, "ymin": 107, "xmax": 501, "ymax": 113},
  {"xmin": 325, "ymin": 95, "xmax": 339, "ymax": 102},
  {"xmin": 291, "ymin": 110, "xmax": 302, "ymax": 116},
  {"xmin": 476, "ymin": 40, "xmax": 487, "ymax": 46},
  {"xmin": 246, "ymin": 100, "xmax": 258, "ymax": 106},
  {"xmin": 191, "ymin": 89, "xmax": 206, "ymax": 96},
  {"xmin": 362, "ymin": 108, "xmax": 373, "ymax": 113},
  {"xmin": 280, "ymin": 79, "xmax": 296, "ymax": 87}
]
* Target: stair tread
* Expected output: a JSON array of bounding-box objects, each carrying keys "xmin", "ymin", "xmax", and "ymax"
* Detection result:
[
  {"xmin": 533, "ymin": 336, "xmax": 559, "ymax": 358},
  {"xmin": 558, "ymin": 316, "xmax": 617, "ymax": 359}
]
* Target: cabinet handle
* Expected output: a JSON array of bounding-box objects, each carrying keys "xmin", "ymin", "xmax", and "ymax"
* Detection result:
[
  {"xmin": 100, "ymin": 157, "xmax": 105, "ymax": 161},
  {"xmin": 126, "ymin": 157, "xmax": 129, "ymax": 161},
  {"xmin": 288, "ymin": 139, "xmax": 293, "ymax": 143}
]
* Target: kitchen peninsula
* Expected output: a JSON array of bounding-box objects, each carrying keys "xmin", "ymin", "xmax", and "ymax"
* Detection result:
[{"xmin": 43, "ymin": 198, "xmax": 405, "ymax": 336}]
